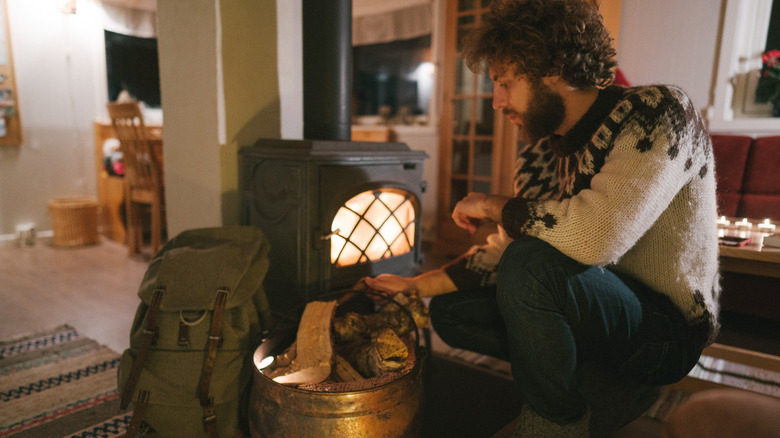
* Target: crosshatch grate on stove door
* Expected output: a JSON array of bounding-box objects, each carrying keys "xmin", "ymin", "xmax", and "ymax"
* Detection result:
[{"xmin": 329, "ymin": 189, "xmax": 417, "ymax": 266}]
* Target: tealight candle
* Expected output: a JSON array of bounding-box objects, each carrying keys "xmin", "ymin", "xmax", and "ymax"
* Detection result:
[
  {"xmin": 757, "ymin": 218, "xmax": 776, "ymax": 233},
  {"xmin": 735, "ymin": 218, "xmax": 752, "ymax": 230},
  {"xmin": 717, "ymin": 216, "xmax": 730, "ymax": 228}
]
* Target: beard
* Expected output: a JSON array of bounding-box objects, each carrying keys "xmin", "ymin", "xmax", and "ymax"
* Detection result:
[{"xmin": 505, "ymin": 79, "xmax": 566, "ymax": 144}]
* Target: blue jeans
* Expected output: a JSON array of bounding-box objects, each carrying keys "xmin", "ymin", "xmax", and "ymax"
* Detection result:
[{"xmin": 429, "ymin": 237, "xmax": 702, "ymax": 424}]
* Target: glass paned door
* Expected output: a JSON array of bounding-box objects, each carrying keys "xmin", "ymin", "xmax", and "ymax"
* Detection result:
[{"xmin": 436, "ymin": 0, "xmax": 515, "ymax": 254}]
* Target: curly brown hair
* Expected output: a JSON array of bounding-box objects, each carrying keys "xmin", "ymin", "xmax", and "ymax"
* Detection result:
[{"xmin": 462, "ymin": 0, "xmax": 617, "ymax": 88}]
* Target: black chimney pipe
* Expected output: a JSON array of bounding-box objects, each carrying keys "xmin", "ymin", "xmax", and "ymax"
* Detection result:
[{"xmin": 302, "ymin": 0, "xmax": 352, "ymax": 141}]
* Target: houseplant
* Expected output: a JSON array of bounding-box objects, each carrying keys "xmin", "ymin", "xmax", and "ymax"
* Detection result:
[{"xmin": 755, "ymin": 49, "xmax": 780, "ymax": 117}]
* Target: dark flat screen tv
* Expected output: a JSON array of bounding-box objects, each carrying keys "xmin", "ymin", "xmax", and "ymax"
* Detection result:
[{"xmin": 104, "ymin": 30, "xmax": 160, "ymax": 108}]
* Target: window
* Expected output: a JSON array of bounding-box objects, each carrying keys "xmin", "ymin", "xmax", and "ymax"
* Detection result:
[
  {"xmin": 710, "ymin": 0, "xmax": 780, "ymax": 132},
  {"xmin": 353, "ymin": 35, "xmax": 433, "ymax": 122}
]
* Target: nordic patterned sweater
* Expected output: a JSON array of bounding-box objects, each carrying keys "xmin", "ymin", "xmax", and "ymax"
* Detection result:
[{"xmin": 444, "ymin": 85, "xmax": 721, "ymax": 348}]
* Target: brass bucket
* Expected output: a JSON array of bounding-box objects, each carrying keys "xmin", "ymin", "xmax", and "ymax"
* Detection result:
[{"xmin": 248, "ymin": 329, "xmax": 425, "ymax": 437}]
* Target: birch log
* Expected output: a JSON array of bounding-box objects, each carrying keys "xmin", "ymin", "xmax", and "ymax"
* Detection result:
[{"xmin": 267, "ymin": 300, "xmax": 338, "ymax": 385}]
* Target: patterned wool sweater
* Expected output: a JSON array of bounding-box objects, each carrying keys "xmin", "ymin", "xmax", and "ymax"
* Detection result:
[{"xmin": 445, "ymin": 85, "xmax": 721, "ymax": 348}]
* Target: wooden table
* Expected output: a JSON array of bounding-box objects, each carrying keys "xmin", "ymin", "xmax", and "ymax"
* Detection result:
[{"xmin": 718, "ymin": 219, "xmax": 780, "ymax": 279}]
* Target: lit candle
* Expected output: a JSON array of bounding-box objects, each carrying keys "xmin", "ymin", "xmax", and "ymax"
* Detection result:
[
  {"xmin": 757, "ymin": 218, "xmax": 776, "ymax": 234},
  {"xmin": 717, "ymin": 216, "xmax": 730, "ymax": 228},
  {"xmin": 735, "ymin": 218, "xmax": 752, "ymax": 230}
]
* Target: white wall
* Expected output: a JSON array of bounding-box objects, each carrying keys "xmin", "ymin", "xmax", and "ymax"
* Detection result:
[
  {"xmin": 617, "ymin": 0, "xmax": 723, "ymax": 110},
  {"xmin": 277, "ymin": 0, "xmax": 303, "ymax": 140},
  {"xmin": 0, "ymin": 0, "xmax": 104, "ymax": 239}
]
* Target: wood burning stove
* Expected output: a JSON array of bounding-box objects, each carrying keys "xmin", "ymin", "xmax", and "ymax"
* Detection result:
[
  {"xmin": 239, "ymin": 0, "xmax": 428, "ymax": 316},
  {"xmin": 239, "ymin": 139, "xmax": 427, "ymax": 314}
]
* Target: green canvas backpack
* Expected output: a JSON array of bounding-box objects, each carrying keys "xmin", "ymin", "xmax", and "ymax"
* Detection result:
[{"xmin": 118, "ymin": 226, "xmax": 274, "ymax": 438}]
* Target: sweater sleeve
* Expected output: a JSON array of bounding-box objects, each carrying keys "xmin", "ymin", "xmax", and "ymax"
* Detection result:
[
  {"xmin": 441, "ymin": 138, "xmax": 562, "ymax": 290},
  {"xmin": 502, "ymin": 86, "xmax": 711, "ymax": 266}
]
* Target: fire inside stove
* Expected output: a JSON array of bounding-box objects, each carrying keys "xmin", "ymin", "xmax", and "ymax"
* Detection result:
[{"xmin": 330, "ymin": 189, "xmax": 416, "ymax": 267}]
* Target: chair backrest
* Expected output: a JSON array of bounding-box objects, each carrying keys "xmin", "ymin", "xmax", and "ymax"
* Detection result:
[{"xmin": 107, "ymin": 101, "xmax": 161, "ymax": 192}]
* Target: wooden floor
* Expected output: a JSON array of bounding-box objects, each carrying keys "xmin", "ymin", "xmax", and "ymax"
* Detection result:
[
  {"xmin": 2, "ymin": 236, "xmax": 779, "ymax": 438},
  {"xmin": 0, "ymin": 238, "xmax": 148, "ymax": 353}
]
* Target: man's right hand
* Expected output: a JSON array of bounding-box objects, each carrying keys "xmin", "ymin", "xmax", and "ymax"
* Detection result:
[
  {"xmin": 355, "ymin": 274, "xmax": 414, "ymax": 296},
  {"xmin": 355, "ymin": 269, "xmax": 458, "ymax": 299}
]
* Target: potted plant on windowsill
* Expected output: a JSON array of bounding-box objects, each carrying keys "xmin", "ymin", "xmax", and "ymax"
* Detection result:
[{"xmin": 755, "ymin": 49, "xmax": 780, "ymax": 117}]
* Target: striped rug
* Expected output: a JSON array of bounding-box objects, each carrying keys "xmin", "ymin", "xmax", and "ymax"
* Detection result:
[{"xmin": 0, "ymin": 325, "xmax": 131, "ymax": 438}]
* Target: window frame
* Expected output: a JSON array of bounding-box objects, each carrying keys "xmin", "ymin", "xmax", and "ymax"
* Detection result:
[{"xmin": 709, "ymin": 0, "xmax": 780, "ymax": 133}]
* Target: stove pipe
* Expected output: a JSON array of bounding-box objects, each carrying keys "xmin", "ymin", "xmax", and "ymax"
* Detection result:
[{"xmin": 302, "ymin": 0, "xmax": 352, "ymax": 141}]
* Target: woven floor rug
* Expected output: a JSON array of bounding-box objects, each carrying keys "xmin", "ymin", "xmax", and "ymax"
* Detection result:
[{"xmin": 0, "ymin": 324, "xmax": 130, "ymax": 438}]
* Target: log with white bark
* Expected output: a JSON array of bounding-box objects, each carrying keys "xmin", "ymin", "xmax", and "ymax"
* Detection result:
[{"xmin": 266, "ymin": 300, "xmax": 338, "ymax": 385}]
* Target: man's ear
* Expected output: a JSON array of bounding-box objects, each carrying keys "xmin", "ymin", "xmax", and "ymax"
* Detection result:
[{"xmin": 542, "ymin": 74, "xmax": 561, "ymax": 87}]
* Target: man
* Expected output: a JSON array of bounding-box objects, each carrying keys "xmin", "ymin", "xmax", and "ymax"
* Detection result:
[{"xmin": 360, "ymin": 0, "xmax": 720, "ymax": 435}]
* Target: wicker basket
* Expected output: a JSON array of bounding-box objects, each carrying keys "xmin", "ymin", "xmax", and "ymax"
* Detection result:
[{"xmin": 48, "ymin": 197, "xmax": 100, "ymax": 247}]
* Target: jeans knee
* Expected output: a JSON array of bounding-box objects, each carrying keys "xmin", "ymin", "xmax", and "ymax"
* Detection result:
[
  {"xmin": 501, "ymin": 236, "xmax": 552, "ymax": 262},
  {"xmin": 495, "ymin": 238, "xmax": 546, "ymax": 302},
  {"xmin": 495, "ymin": 237, "xmax": 574, "ymax": 317}
]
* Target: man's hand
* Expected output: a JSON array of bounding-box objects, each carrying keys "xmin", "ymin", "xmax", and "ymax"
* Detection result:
[
  {"xmin": 355, "ymin": 270, "xmax": 458, "ymax": 299},
  {"xmin": 452, "ymin": 193, "xmax": 510, "ymax": 234},
  {"xmin": 355, "ymin": 274, "xmax": 414, "ymax": 296}
]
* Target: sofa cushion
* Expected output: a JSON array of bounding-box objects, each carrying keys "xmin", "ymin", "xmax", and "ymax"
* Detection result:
[
  {"xmin": 711, "ymin": 134, "xmax": 752, "ymax": 217},
  {"xmin": 741, "ymin": 136, "xmax": 780, "ymax": 194},
  {"xmin": 739, "ymin": 194, "xmax": 780, "ymax": 221},
  {"xmin": 739, "ymin": 135, "xmax": 780, "ymax": 221}
]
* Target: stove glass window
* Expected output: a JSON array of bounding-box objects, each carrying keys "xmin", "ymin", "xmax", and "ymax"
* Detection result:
[{"xmin": 330, "ymin": 189, "xmax": 416, "ymax": 266}]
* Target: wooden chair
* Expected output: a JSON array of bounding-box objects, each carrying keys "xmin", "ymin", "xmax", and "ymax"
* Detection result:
[{"xmin": 107, "ymin": 101, "xmax": 165, "ymax": 256}]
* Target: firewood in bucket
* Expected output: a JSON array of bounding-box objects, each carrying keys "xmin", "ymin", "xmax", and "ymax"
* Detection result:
[
  {"xmin": 347, "ymin": 327, "xmax": 409, "ymax": 378},
  {"xmin": 266, "ymin": 292, "xmax": 429, "ymax": 386},
  {"xmin": 383, "ymin": 292, "xmax": 430, "ymax": 330},
  {"xmin": 333, "ymin": 353, "xmax": 364, "ymax": 382},
  {"xmin": 265, "ymin": 300, "xmax": 338, "ymax": 385},
  {"xmin": 332, "ymin": 292, "xmax": 429, "ymax": 343}
]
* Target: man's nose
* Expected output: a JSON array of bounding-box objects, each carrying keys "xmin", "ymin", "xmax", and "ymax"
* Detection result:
[{"xmin": 492, "ymin": 89, "xmax": 506, "ymax": 110}]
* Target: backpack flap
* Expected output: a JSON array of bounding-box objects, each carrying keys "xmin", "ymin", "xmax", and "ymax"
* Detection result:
[{"xmin": 138, "ymin": 226, "xmax": 272, "ymax": 312}]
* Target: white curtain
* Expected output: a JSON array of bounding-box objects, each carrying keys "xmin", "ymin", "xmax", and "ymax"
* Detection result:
[{"xmin": 353, "ymin": 0, "xmax": 432, "ymax": 46}]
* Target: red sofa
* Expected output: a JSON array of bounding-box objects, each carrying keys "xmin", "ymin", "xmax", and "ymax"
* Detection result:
[
  {"xmin": 711, "ymin": 134, "xmax": 780, "ymax": 322},
  {"xmin": 711, "ymin": 134, "xmax": 780, "ymax": 221}
]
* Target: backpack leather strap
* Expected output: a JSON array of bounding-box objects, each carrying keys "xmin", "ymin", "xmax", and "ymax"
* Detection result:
[
  {"xmin": 199, "ymin": 288, "xmax": 229, "ymax": 438},
  {"xmin": 124, "ymin": 390, "xmax": 150, "ymax": 438},
  {"xmin": 121, "ymin": 288, "xmax": 164, "ymax": 410},
  {"xmin": 202, "ymin": 397, "xmax": 218, "ymax": 438}
]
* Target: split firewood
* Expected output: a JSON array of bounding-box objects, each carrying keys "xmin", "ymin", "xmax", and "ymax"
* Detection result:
[
  {"xmin": 333, "ymin": 353, "xmax": 364, "ymax": 382},
  {"xmin": 332, "ymin": 292, "xmax": 429, "ymax": 344},
  {"xmin": 385, "ymin": 292, "xmax": 430, "ymax": 330},
  {"xmin": 347, "ymin": 327, "xmax": 409, "ymax": 378},
  {"xmin": 265, "ymin": 300, "xmax": 338, "ymax": 385}
]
